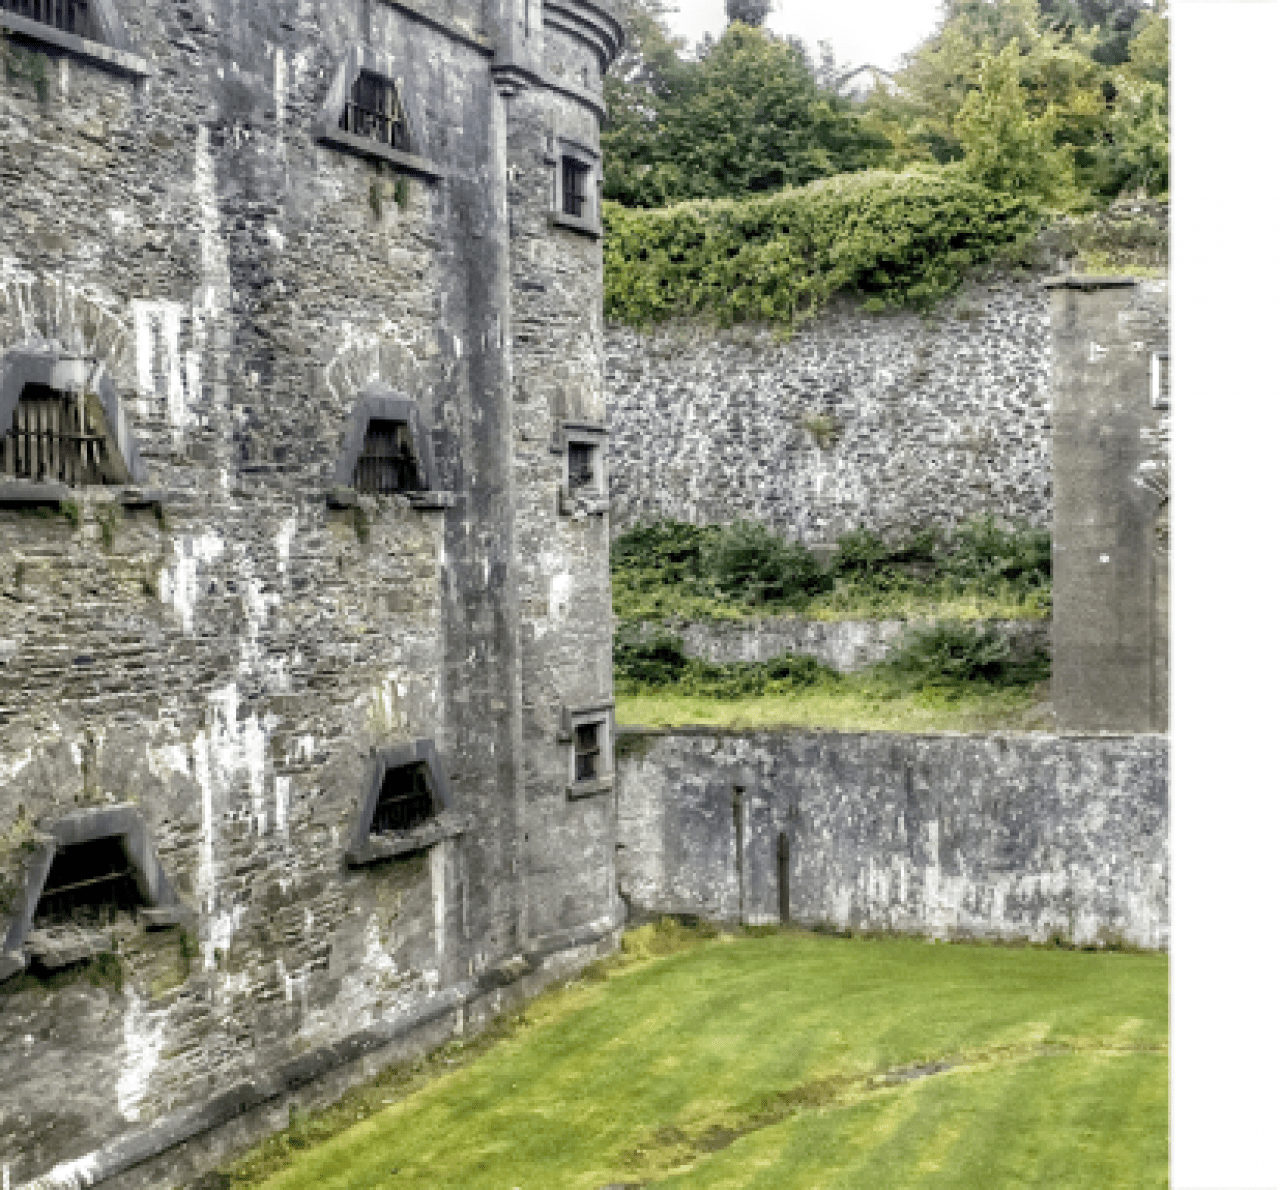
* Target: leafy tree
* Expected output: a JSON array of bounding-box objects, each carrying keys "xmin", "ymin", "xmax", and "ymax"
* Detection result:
[
  {"xmin": 726, "ymin": 0, "xmax": 771, "ymax": 27},
  {"xmin": 955, "ymin": 40, "xmax": 1072, "ymax": 199},
  {"xmin": 603, "ymin": 23, "xmax": 887, "ymax": 206}
]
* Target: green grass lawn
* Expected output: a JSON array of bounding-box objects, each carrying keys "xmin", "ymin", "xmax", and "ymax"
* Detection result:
[
  {"xmin": 616, "ymin": 681, "xmax": 1054, "ymax": 734},
  {"xmin": 219, "ymin": 924, "xmax": 1167, "ymax": 1190}
]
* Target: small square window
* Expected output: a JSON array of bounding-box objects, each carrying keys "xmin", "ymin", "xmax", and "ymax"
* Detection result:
[
  {"xmin": 562, "ymin": 157, "xmax": 590, "ymax": 218},
  {"xmin": 556, "ymin": 422, "xmax": 607, "ymax": 515}
]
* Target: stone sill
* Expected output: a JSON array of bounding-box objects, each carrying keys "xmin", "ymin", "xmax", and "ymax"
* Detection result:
[
  {"xmin": 558, "ymin": 487, "xmax": 608, "ymax": 517},
  {"xmin": 326, "ymin": 488, "xmax": 460, "ymax": 510},
  {"xmin": 0, "ymin": 481, "xmax": 70, "ymax": 506},
  {"xmin": 345, "ymin": 810, "xmax": 471, "ymax": 867},
  {"xmin": 117, "ymin": 487, "xmax": 170, "ymax": 510},
  {"xmin": 141, "ymin": 905, "xmax": 196, "ymax": 931},
  {"xmin": 314, "ymin": 128, "xmax": 443, "ymax": 180},
  {"xmin": 566, "ymin": 776, "xmax": 613, "ymax": 801},
  {"xmin": 0, "ymin": 12, "xmax": 151, "ymax": 76},
  {"xmin": 24, "ymin": 927, "xmax": 112, "ymax": 970},
  {"xmin": 550, "ymin": 210, "xmax": 603, "ymax": 240}
]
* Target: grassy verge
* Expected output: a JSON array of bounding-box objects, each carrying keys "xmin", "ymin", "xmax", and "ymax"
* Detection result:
[
  {"xmin": 616, "ymin": 682, "xmax": 1052, "ymax": 734},
  {"xmin": 212, "ymin": 923, "xmax": 1166, "ymax": 1190}
]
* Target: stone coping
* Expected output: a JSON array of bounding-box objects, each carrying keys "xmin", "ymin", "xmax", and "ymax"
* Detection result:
[
  {"xmin": 1042, "ymin": 274, "xmax": 1143, "ymax": 289},
  {"xmin": 613, "ymin": 724, "xmax": 1169, "ymax": 742}
]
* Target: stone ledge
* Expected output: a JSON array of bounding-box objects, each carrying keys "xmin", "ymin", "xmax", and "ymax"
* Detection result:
[
  {"xmin": 314, "ymin": 127, "xmax": 444, "ymax": 179},
  {"xmin": 550, "ymin": 210, "xmax": 603, "ymax": 240},
  {"xmin": 566, "ymin": 776, "xmax": 613, "ymax": 800},
  {"xmin": 326, "ymin": 488, "xmax": 460, "ymax": 510},
  {"xmin": 1042, "ymin": 274, "xmax": 1141, "ymax": 290},
  {"xmin": 140, "ymin": 905, "xmax": 197, "ymax": 931},
  {"xmin": 0, "ymin": 480, "xmax": 71, "ymax": 506},
  {"xmin": 0, "ymin": 12, "xmax": 151, "ymax": 76},
  {"xmin": 344, "ymin": 810, "xmax": 472, "ymax": 867},
  {"xmin": 24, "ymin": 926, "xmax": 112, "ymax": 970}
]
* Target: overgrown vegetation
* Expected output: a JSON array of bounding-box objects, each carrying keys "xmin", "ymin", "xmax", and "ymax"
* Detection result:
[
  {"xmin": 604, "ymin": 168, "xmax": 1041, "ymax": 327},
  {"xmin": 210, "ymin": 925, "xmax": 1167, "ymax": 1189},
  {"xmin": 611, "ymin": 516, "xmax": 1051, "ymax": 624},
  {"xmin": 602, "ymin": 0, "xmax": 1167, "ymax": 327}
]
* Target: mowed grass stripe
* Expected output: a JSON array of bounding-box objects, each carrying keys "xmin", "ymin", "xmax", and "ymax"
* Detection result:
[
  {"xmin": 238, "ymin": 929, "xmax": 1166, "ymax": 1190},
  {"xmin": 662, "ymin": 1054, "xmax": 1168, "ymax": 1188}
]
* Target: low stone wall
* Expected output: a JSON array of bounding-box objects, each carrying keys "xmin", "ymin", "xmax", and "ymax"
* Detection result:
[
  {"xmin": 620, "ymin": 617, "xmax": 1050, "ymax": 675},
  {"xmin": 615, "ymin": 730, "xmax": 1167, "ymax": 949}
]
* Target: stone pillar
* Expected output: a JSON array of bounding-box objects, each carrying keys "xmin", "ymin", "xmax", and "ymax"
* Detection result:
[{"xmin": 1046, "ymin": 275, "xmax": 1169, "ymax": 732}]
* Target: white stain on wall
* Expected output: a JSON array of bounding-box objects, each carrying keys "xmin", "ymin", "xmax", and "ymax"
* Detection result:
[
  {"xmin": 115, "ymin": 990, "xmax": 166, "ymax": 1122},
  {"xmin": 160, "ymin": 531, "xmax": 225, "ymax": 634}
]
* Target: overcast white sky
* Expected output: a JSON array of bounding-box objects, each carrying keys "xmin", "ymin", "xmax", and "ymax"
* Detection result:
[{"xmin": 660, "ymin": 0, "xmax": 946, "ymax": 72}]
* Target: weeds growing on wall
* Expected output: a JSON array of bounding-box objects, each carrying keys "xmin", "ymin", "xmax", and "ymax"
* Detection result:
[
  {"xmin": 611, "ymin": 516, "xmax": 1051, "ymax": 624},
  {"xmin": 603, "ymin": 167, "xmax": 1042, "ymax": 329}
]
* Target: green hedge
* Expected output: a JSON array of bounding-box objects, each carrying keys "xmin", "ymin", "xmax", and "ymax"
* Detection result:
[{"xmin": 604, "ymin": 167, "xmax": 1042, "ymax": 328}]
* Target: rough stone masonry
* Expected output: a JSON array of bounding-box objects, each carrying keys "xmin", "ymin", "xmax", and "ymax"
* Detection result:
[{"xmin": 0, "ymin": 0, "xmax": 625, "ymax": 1183}]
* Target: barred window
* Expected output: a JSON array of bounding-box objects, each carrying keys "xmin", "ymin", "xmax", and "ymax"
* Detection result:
[
  {"xmin": 2, "ymin": 383, "xmax": 121, "ymax": 485},
  {"xmin": 369, "ymin": 761, "xmax": 437, "ymax": 836},
  {"xmin": 341, "ymin": 71, "xmax": 410, "ymax": 153},
  {"xmin": 34, "ymin": 835, "xmax": 146, "ymax": 928},
  {"xmin": 0, "ymin": 0, "xmax": 89, "ymax": 35},
  {"xmin": 562, "ymin": 157, "xmax": 590, "ymax": 218},
  {"xmin": 354, "ymin": 418, "xmax": 417, "ymax": 493}
]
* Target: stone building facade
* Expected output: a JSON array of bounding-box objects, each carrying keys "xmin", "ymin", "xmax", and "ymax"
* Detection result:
[{"xmin": 0, "ymin": 0, "xmax": 624, "ymax": 1182}]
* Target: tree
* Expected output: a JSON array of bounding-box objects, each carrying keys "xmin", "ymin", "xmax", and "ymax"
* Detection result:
[
  {"xmin": 956, "ymin": 39, "xmax": 1072, "ymax": 199},
  {"xmin": 603, "ymin": 23, "xmax": 888, "ymax": 206},
  {"xmin": 726, "ymin": 0, "xmax": 771, "ymax": 26}
]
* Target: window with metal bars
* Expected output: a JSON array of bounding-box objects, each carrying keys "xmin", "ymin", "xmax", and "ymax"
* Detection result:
[
  {"xmin": 562, "ymin": 157, "xmax": 590, "ymax": 218},
  {"xmin": 340, "ymin": 71, "xmax": 410, "ymax": 153},
  {"xmin": 567, "ymin": 442, "xmax": 597, "ymax": 493},
  {"xmin": 354, "ymin": 418, "xmax": 418, "ymax": 493},
  {"xmin": 2, "ymin": 383, "xmax": 118, "ymax": 486},
  {"xmin": 369, "ymin": 762, "xmax": 437, "ymax": 836},
  {"xmin": 574, "ymin": 721, "xmax": 601, "ymax": 783},
  {"xmin": 33, "ymin": 835, "xmax": 146, "ymax": 928},
  {"xmin": 0, "ymin": 0, "xmax": 89, "ymax": 35}
]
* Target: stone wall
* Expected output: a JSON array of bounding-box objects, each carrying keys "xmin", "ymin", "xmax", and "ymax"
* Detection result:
[
  {"xmin": 615, "ymin": 730, "xmax": 1168, "ymax": 949},
  {"xmin": 0, "ymin": 0, "xmax": 625, "ymax": 1184},
  {"xmin": 605, "ymin": 279, "xmax": 1054, "ymax": 544},
  {"xmin": 620, "ymin": 617, "xmax": 1049, "ymax": 676}
]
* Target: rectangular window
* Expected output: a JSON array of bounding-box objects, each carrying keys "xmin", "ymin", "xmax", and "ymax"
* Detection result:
[
  {"xmin": 562, "ymin": 157, "xmax": 590, "ymax": 218},
  {"xmin": 342, "ymin": 71, "xmax": 410, "ymax": 153},
  {"xmin": 3, "ymin": 384, "xmax": 115, "ymax": 485},
  {"xmin": 574, "ymin": 721, "xmax": 601, "ymax": 782},
  {"xmin": 1150, "ymin": 351, "xmax": 1170, "ymax": 409},
  {"xmin": 355, "ymin": 418, "xmax": 418, "ymax": 493},
  {"xmin": 567, "ymin": 441, "xmax": 597, "ymax": 492},
  {"xmin": 0, "ymin": 0, "xmax": 89, "ymax": 35}
]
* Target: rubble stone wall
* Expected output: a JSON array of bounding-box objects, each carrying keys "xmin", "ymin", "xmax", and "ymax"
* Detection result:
[{"xmin": 0, "ymin": 0, "xmax": 625, "ymax": 1183}]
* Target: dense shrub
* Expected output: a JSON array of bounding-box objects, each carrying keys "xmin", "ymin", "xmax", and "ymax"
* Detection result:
[
  {"xmin": 603, "ymin": 167, "xmax": 1042, "ymax": 328},
  {"xmin": 937, "ymin": 516, "xmax": 1052, "ymax": 595},
  {"xmin": 875, "ymin": 620, "xmax": 1050, "ymax": 690},
  {"xmin": 614, "ymin": 635, "xmax": 846, "ymax": 697},
  {"xmin": 705, "ymin": 521, "xmax": 832, "ymax": 606}
]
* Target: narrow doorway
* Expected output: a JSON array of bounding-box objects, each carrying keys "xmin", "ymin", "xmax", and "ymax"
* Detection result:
[{"xmin": 777, "ymin": 831, "xmax": 790, "ymax": 924}]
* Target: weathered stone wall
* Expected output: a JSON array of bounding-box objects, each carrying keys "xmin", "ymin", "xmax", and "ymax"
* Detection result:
[
  {"xmin": 605, "ymin": 280, "xmax": 1054, "ymax": 544},
  {"xmin": 0, "ymin": 0, "xmax": 624, "ymax": 1183},
  {"xmin": 619, "ymin": 617, "xmax": 1049, "ymax": 676},
  {"xmin": 1047, "ymin": 278, "xmax": 1169, "ymax": 732},
  {"xmin": 615, "ymin": 730, "xmax": 1167, "ymax": 949}
]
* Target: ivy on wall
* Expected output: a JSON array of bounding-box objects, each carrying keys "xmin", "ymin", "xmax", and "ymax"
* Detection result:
[{"xmin": 603, "ymin": 167, "xmax": 1042, "ymax": 328}]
